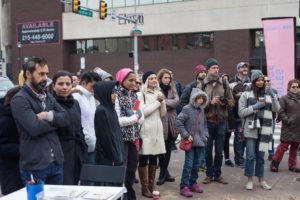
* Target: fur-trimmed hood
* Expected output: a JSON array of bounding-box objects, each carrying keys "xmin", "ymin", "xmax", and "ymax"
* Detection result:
[{"xmin": 189, "ymin": 88, "xmax": 209, "ymax": 109}]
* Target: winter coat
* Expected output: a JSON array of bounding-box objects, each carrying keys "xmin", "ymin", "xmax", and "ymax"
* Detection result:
[
  {"xmin": 176, "ymin": 89, "xmax": 209, "ymax": 147},
  {"xmin": 94, "ymin": 81, "xmax": 125, "ymax": 166},
  {"xmin": 11, "ymin": 84, "xmax": 67, "ymax": 170},
  {"xmin": 0, "ymin": 99, "xmax": 23, "ymax": 195},
  {"xmin": 202, "ymin": 75, "xmax": 235, "ymax": 123},
  {"xmin": 137, "ymin": 83, "xmax": 167, "ymax": 155},
  {"xmin": 238, "ymin": 90, "xmax": 280, "ymax": 139},
  {"xmin": 115, "ymin": 85, "xmax": 144, "ymax": 142},
  {"xmin": 72, "ymin": 85, "xmax": 96, "ymax": 152},
  {"xmin": 278, "ymin": 92, "xmax": 300, "ymax": 143},
  {"xmin": 53, "ymin": 93, "xmax": 87, "ymax": 185},
  {"xmin": 161, "ymin": 89, "xmax": 179, "ymax": 140},
  {"xmin": 179, "ymin": 80, "xmax": 197, "ymax": 110}
]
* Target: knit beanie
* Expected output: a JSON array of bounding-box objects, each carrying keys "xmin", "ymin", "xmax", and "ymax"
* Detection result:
[
  {"xmin": 115, "ymin": 68, "xmax": 133, "ymax": 84},
  {"xmin": 193, "ymin": 65, "xmax": 206, "ymax": 77},
  {"xmin": 142, "ymin": 71, "xmax": 156, "ymax": 83},
  {"xmin": 205, "ymin": 58, "xmax": 219, "ymax": 70},
  {"xmin": 251, "ymin": 70, "xmax": 264, "ymax": 82},
  {"xmin": 236, "ymin": 62, "xmax": 249, "ymax": 70}
]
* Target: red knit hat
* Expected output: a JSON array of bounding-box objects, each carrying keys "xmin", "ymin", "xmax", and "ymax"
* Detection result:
[{"xmin": 193, "ymin": 65, "xmax": 206, "ymax": 77}]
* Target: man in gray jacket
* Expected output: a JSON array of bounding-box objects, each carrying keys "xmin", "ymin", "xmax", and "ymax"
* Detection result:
[{"xmin": 11, "ymin": 57, "xmax": 67, "ymax": 184}]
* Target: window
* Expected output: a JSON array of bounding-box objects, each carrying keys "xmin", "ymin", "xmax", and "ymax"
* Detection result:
[
  {"xmin": 75, "ymin": 32, "xmax": 213, "ymax": 54},
  {"xmin": 253, "ymin": 30, "xmax": 264, "ymax": 48}
]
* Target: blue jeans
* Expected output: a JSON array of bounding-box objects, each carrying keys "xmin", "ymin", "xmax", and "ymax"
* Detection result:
[
  {"xmin": 180, "ymin": 147, "xmax": 205, "ymax": 188},
  {"xmin": 206, "ymin": 121, "xmax": 225, "ymax": 178},
  {"xmin": 234, "ymin": 121, "xmax": 245, "ymax": 165},
  {"xmin": 20, "ymin": 162, "xmax": 63, "ymax": 185},
  {"xmin": 244, "ymin": 138, "xmax": 265, "ymax": 177}
]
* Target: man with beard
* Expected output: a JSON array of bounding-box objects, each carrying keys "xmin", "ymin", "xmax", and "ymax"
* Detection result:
[
  {"xmin": 11, "ymin": 57, "xmax": 67, "ymax": 184},
  {"xmin": 202, "ymin": 58, "xmax": 234, "ymax": 185},
  {"xmin": 180, "ymin": 65, "xmax": 207, "ymax": 109},
  {"xmin": 228, "ymin": 62, "xmax": 250, "ymax": 168}
]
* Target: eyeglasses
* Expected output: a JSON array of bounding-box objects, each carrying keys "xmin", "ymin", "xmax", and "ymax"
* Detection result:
[{"xmin": 291, "ymin": 86, "xmax": 299, "ymax": 89}]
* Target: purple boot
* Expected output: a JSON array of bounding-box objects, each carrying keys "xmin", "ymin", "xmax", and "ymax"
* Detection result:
[
  {"xmin": 190, "ymin": 183, "xmax": 204, "ymax": 193},
  {"xmin": 180, "ymin": 186, "xmax": 193, "ymax": 197}
]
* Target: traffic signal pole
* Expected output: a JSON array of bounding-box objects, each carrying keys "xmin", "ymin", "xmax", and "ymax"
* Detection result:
[{"xmin": 61, "ymin": 0, "xmax": 140, "ymax": 74}]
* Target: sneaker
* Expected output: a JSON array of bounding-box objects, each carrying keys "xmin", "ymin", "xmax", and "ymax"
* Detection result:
[
  {"xmin": 214, "ymin": 177, "xmax": 228, "ymax": 184},
  {"xmin": 190, "ymin": 184, "xmax": 203, "ymax": 193},
  {"xmin": 202, "ymin": 176, "xmax": 213, "ymax": 184},
  {"xmin": 235, "ymin": 163, "xmax": 245, "ymax": 168},
  {"xmin": 180, "ymin": 186, "xmax": 193, "ymax": 197},
  {"xmin": 245, "ymin": 181, "xmax": 253, "ymax": 190},
  {"xmin": 289, "ymin": 167, "xmax": 300, "ymax": 173},
  {"xmin": 259, "ymin": 181, "xmax": 272, "ymax": 190},
  {"xmin": 270, "ymin": 160, "xmax": 279, "ymax": 172},
  {"xmin": 225, "ymin": 159, "xmax": 234, "ymax": 167},
  {"xmin": 199, "ymin": 166, "xmax": 206, "ymax": 172}
]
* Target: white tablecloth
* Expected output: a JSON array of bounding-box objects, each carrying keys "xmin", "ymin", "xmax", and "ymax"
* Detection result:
[{"xmin": 0, "ymin": 184, "xmax": 127, "ymax": 200}]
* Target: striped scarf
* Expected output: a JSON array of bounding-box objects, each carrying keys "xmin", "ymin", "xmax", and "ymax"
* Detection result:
[{"xmin": 246, "ymin": 91, "xmax": 273, "ymax": 153}]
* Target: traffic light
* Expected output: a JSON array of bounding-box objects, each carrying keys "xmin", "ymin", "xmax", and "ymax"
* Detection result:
[
  {"xmin": 99, "ymin": 0, "xmax": 107, "ymax": 20},
  {"xmin": 72, "ymin": 0, "xmax": 80, "ymax": 13}
]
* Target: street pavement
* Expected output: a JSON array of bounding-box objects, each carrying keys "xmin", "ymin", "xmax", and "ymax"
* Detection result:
[{"xmin": 134, "ymin": 125, "xmax": 300, "ymax": 200}]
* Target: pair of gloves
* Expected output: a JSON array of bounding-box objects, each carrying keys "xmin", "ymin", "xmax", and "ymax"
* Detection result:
[
  {"xmin": 126, "ymin": 109, "xmax": 142, "ymax": 120},
  {"xmin": 252, "ymin": 88, "xmax": 275, "ymax": 110}
]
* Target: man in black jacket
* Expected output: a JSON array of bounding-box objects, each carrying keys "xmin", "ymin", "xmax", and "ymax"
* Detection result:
[{"xmin": 11, "ymin": 57, "xmax": 67, "ymax": 184}]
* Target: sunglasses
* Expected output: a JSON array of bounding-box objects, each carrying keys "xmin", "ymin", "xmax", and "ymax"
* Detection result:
[{"xmin": 291, "ymin": 86, "xmax": 299, "ymax": 89}]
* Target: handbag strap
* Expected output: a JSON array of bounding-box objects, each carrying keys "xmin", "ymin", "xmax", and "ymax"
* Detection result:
[{"xmin": 191, "ymin": 110, "xmax": 201, "ymax": 137}]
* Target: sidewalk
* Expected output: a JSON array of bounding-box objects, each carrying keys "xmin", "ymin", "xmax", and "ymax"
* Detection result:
[{"xmin": 134, "ymin": 148, "xmax": 300, "ymax": 200}]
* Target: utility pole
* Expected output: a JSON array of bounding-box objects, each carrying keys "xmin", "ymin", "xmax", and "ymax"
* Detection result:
[{"xmin": 133, "ymin": 0, "xmax": 139, "ymax": 75}]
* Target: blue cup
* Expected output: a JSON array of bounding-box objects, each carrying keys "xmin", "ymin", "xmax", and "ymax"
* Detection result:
[{"xmin": 26, "ymin": 183, "xmax": 44, "ymax": 200}]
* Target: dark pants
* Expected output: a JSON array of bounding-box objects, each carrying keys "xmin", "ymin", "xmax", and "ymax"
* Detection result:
[
  {"xmin": 224, "ymin": 131, "xmax": 232, "ymax": 160},
  {"xmin": 206, "ymin": 121, "xmax": 225, "ymax": 179},
  {"xmin": 124, "ymin": 142, "xmax": 139, "ymax": 200},
  {"xmin": 233, "ymin": 121, "xmax": 245, "ymax": 165},
  {"xmin": 0, "ymin": 160, "xmax": 23, "ymax": 195},
  {"xmin": 158, "ymin": 138, "xmax": 172, "ymax": 174},
  {"xmin": 20, "ymin": 162, "xmax": 63, "ymax": 185},
  {"xmin": 139, "ymin": 155, "xmax": 158, "ymax": 167}
]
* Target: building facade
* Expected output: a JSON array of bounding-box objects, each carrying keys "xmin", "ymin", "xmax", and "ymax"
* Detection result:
[{"xmin": 9, "ymin": 0, "xmax": 300, "ymax": 84}]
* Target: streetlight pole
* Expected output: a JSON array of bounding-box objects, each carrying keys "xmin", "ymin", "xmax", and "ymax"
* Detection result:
[
  {"xmin": 133, "ymin": 0, "xmax": 139, "ymax": 75},
  {"xmin": 17, "ymin": 42, "xmax": 22, "ymax": 71},
  {"xmin": 259, "ymin": 32, "xmax": 264, "ymax": 72}
]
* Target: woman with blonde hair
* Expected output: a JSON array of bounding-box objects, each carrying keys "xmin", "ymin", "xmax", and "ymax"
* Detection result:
[
  {"xmin": 137, "ymin": 71, "xmax": 167, "ymax": 198},
  {"xmin": 156, "ymin": 68, "xmax": 179, "ymax": 185}
]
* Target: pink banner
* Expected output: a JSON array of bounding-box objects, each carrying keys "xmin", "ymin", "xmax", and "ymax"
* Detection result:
[{"xmin": 262, "ymin": 17, "xmax": 296, "ymax": 97}]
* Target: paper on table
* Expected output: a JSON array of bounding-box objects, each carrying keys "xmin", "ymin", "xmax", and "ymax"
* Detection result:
[
  {"xmin": 42, "ymin": 187, "xmax": 114, "ymax": 200},
  {"xmin": 82, "ymin": 191, "xmax": 114, "ymax": 200}
]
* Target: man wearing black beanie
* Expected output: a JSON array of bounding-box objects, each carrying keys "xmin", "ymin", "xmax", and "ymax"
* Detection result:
[{"xmin": 202, "ymin": 58, "xmax": 235, "ymax": 185}]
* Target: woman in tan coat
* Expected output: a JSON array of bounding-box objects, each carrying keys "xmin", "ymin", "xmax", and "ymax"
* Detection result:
[{"xmin": 137, "ymin": 71, "xmax": 167, "ymax": 198}]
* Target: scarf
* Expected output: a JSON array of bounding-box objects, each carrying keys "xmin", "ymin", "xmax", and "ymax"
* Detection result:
[
  {"xmin": 245, "ymin": 90, "xmax": 273, "ymax": 153},
  {"xmin": 159, "ymin": 83, "xmax": 170, "ymax": 97},
  {"xmin": 52, "ymin": 92, "xmax": 75, "ymax": 108}
]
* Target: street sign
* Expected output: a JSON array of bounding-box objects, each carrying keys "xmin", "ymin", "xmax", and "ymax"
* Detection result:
[
  {"xmin": 130, "ymin": 29, "xmax": 142, "ymax": 36},
  {"xmin": 78, "ymin": 8, "xmax": 93, "ymax": 17}
]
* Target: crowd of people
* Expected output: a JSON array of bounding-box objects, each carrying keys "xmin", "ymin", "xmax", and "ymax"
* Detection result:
[{"xmin": 0, "ymin": 56, "xmax": 299, "ymax": 199}]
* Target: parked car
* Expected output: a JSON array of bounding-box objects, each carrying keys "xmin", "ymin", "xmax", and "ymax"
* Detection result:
[{"xmin": 0, "ymin": 76, "xmax": 14, "ymax": 99}]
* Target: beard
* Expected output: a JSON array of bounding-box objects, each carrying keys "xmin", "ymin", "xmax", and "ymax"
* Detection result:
[{"xmin": 31, "ymin": 77, "xmax": 47, "ymax": 93}]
